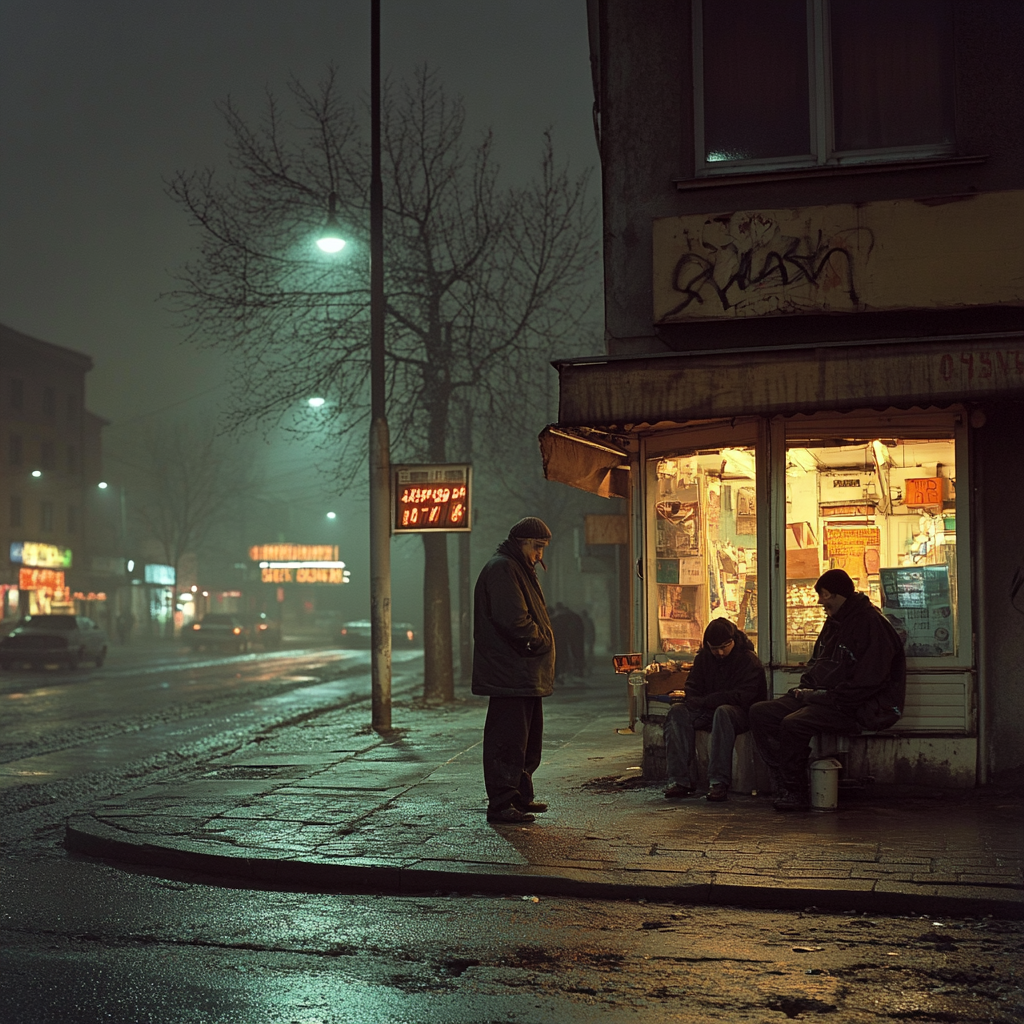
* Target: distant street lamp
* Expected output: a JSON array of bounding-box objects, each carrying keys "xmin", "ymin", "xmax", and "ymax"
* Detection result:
[
  {"xmin": 326, "ymin": 511, "xmax": 337, "ymax": 520},
  {"xmin": 318, "ymin": 0, "xmax": 391, "ymax": 733},
  {"xmin": 307, "ymin": 396, "xmax": 326, "ymax": 408},
  {"xmin": 31, "ymin": 470, "xmax": 42, "ymax": 478}
]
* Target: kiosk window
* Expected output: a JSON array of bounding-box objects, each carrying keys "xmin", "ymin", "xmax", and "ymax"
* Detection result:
[
  {"xmin": 784, "ymin": 437, "xmax": 956, "ymax": 660},
  {"xmin": 650, "ymin": 447, "xmax": 758, "ymax": 658}
]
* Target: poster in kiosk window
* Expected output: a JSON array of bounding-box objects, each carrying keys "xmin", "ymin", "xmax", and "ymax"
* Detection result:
[{"xmin": 392, "ymin": 464, "xmax": 472, "ymax": 533}]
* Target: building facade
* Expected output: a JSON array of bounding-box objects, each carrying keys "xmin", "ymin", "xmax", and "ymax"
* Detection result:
[
  {"xmin": 544, "ymin": 1, "xmax": 1024, "ymax": 786},
  {"xmin": 0, "ymin": 323, "xmax": 113, "ymax": 626}
]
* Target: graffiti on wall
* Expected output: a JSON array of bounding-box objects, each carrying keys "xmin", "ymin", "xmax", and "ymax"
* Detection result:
[
  {"xmin": 652, "ymin": 192, "xmax": 1024, "ymax": 324},
  {"xmin": 663, "ymin": 211, "xmax": 874, "ymax": 319}
]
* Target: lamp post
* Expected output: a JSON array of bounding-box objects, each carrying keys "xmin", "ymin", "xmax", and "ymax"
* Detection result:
[{"xmin": 318, "ymin": 0, "xmax": 391, "ymax": 732}]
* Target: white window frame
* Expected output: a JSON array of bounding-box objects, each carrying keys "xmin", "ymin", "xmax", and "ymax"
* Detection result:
[{"xmin": 692, "ymin": 0, "xmax": 956, "ymax": 177}]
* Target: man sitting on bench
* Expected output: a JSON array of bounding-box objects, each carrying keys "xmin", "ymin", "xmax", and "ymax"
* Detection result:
[
  {"xmin": 663, "ymin": 618, "xmax": 766, "ymax": 802},
  {"xmin": 749, "ymin": 569, "xmax": 906, "ymax": 812}
]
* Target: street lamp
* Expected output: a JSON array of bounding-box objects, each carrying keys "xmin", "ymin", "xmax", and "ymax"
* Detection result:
[
  {"xmin": 318, "ymin": 0, "xmax": 391, "ymax": 733},
  {"xmin": 316, "ymin": 193, "xmax": 346, "ymax": 254}
]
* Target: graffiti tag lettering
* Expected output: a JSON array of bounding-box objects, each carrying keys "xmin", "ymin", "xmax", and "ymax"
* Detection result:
[{"xmin": 664, "ymin": 212, "xmax": 874, "ymax": 319}]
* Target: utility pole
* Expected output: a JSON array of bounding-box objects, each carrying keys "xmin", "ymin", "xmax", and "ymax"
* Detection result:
[{"xmin": 368, "ymin": 0, "xmax": 392, "ymax": 732}]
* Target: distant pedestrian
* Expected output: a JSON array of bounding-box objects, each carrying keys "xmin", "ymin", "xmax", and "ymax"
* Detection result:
[
  {"xmin": 116, "ymin": 610, "xmax": 135, "ymax": 646},
  {"xmin": 472, "ymin": 517, "xmax": 555, "ymax": 825},
  {"xmin": 749, "ymin": 569, "xmax": 906, "ymax": 812},
  {"xmin": 550, "ymin": 603, "xmax": 583, "ymax": 682},
  {"xmin": 579, "ymin": 608, "xmax": 595, "ymax": 674}
]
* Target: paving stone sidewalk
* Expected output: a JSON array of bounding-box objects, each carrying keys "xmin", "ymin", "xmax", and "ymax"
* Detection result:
[{"xmin": 66, "ymin": 674, "xmax": 1024, "ymax": 917}]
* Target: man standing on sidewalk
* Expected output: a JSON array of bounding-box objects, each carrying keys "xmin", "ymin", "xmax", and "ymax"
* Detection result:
[
  {"xmin": 663, "ymin": 618, "xmax": 766, "ymax": 803},
  {"xmin": 472, "ymin": 517, "xmax": 555, "ymax": 825},
  {"xmin": 750, "ymin": 569, "xmax": 906, "ymax": 812}
]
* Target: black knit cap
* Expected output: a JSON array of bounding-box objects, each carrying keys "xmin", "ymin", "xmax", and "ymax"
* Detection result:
[
  {"xmin": 508, "ymin": 516, "xmax": 552, "ymax": 540},
  {"xmin": 815, "ymin": 568, "xmax": 855, "ymax": 598},
  {"xmin": 703, "ymin": 618, "xmax": 737, "ymax": 647}
]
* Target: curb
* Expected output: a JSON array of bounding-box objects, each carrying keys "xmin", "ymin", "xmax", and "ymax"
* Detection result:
[{"xmin": 65, "ymin": 815, "xmax": 1024, "ymax": 919}]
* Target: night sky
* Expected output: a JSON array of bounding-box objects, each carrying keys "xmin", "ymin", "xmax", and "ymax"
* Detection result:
[
  {"xmin": 0, "ymin": 1, "xmax": 598, "ymax": 619},
  {"xmin": 0, "ymin": 0, "xmax": 596, "ymax": 427}
]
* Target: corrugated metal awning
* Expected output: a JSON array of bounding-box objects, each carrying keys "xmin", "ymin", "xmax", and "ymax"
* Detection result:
[{"xmin": 554, "ymin": 333, "xmax": 1024, "ymax": 428}]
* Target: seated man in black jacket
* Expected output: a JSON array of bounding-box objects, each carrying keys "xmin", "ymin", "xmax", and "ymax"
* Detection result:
[
  {"xmin": 749, "ymin": 569, "xmax": 906, "ymax": 812},
  {"xmin": 663, "ymin": 618, "xmax": 767, "ymax": 802}
]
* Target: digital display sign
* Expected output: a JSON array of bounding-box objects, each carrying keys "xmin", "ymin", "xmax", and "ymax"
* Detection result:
[{"xmin": 393, "ymin": 464, "xmax": 472, "ymax": 533}]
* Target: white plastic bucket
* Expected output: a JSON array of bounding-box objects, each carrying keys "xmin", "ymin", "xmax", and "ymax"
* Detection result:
[{"xmin": 809, "ymin": 757, "xmax": 842, "ymax": 811}]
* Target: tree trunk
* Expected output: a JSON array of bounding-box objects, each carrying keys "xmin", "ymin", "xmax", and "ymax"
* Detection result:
[{"xmin": 422, "ymin": 532, "xmax": 454, "ymax": 700}]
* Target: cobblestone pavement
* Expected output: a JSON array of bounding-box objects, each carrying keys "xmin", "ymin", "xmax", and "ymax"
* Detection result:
[{"xmin": 66, "ymin": 675, "xmax": 1023, "ymax": 917}]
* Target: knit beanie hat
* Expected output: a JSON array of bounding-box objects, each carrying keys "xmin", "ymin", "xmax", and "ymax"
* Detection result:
[
  {"xmin": 703, "ymin": 618, "xmax": 737, "ymax": 647},
  {"xmin": 815, "ymin": 568, "xmax": 855, "ymax": 598},
  {"xmin": 508, "ymin": 516, "xmax": 552, "ymax": 541}
]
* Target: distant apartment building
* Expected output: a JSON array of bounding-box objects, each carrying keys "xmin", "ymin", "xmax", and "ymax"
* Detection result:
[{"xmin": 0, "ymin": 322, "xmax": 112, "ymax": 625}]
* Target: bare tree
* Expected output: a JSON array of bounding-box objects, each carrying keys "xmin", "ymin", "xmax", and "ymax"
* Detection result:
[
  {"xmin": 166, "ymin": 66, "xmax": 598, "ymax": 699},
  {"xmin": 128, "ymin": 421, "xmax": 257, "ymax": 633}
]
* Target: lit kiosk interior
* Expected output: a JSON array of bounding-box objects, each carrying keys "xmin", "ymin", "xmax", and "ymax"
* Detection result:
[{"xmin": 642, "ymin": 412, "xmax": 970, "ymax": 784}]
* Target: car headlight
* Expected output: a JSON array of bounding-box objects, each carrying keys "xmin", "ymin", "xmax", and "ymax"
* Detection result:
[{"xmin": 232, "ymin": 627, "xmax": 241, "ymax": 635}]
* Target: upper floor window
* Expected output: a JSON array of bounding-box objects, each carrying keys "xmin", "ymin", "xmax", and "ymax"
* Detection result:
[
  {"xmin": 8, "ymin": 433, "xmax": 23, "ymax": 467},
  {"xmin": 40, "ymin": 500, "xmax": 54, "ymax": 533},
  {"xmin": 9, "ymin": 378, "xmax": 24, "ymax": 414},
  {"xmin": 43, "ymin": 387, "xmax": 57, "ymax": 419},
  {"xmin": 10, "ymin": 495, "xmax": 22, "ymax": 529},
  {"xmin": 67, "ymin": 445, "xmax": 78, "ymax": 475},
  {"xmin": 693, "ymin": 0, "xmax": 955, "ymax": 176},
  {"xmin": 40, "ymin": 441, "xmax": 56, "ymax": 471}
]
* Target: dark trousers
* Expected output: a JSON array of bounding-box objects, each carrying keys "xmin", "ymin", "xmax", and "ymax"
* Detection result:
[
  {"xmin": 483, "ymin": 696, "xmax": 544, "ymax": 812},
  {"xmin": 749, "ymin": 695, "xmax": 859, "ymax": 791}
]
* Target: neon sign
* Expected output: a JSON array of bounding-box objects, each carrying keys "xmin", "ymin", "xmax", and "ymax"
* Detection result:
[
  {"xmin": 393, "ymin": 464, "xmax": 472, "ymax": 533},
  {"xmin": 250, "ymin": 544, "xmax": 339, "ymax": 562}
]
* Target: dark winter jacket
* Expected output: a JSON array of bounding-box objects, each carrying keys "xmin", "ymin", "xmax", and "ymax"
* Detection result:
[
  {"xmin": 684, "ymin": 627, "xmax": 766, "ymax": 711},
  {"xmin": 798, "ymin": 592, "xmax": 907, "ymax": 730},
  {"xmin": 471, "ymin": 539, "xmax": 555, "ymax": 698}
]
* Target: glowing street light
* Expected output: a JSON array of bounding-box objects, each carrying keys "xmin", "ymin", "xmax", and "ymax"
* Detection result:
[
  {"xmin": 326, "ymin": 511, "xmax": 337, "ymax": 520},
  {"xmin": 98, "ymin": 481, "xmax": 109, "ymax": 489},
  {"xmin": 31, "ymin": 470, "xmax": 42, "ymax": 478},
  {"xmin": 308, "ymin": 397, "xmax": 326, "ymax": 408},
  {"xmin": 316, "ymin": 192, "xmax": 346, "ymax": 253}
]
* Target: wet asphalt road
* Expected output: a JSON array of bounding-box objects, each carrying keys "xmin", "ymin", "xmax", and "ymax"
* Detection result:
[{"xmin": 1, "ymin": 644, "xmax": 1021, "ymax": 1023}]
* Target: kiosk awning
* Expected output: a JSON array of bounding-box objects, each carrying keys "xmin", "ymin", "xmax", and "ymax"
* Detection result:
[{"xmin": 539, "ymin": 427, "xmax": 629, "ymax": 498}]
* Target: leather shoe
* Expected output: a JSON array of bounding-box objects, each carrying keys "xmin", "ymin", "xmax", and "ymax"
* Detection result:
[
  {"xmin": 664, "ymin": 784, "xmax": 696, "ymax": 798},
  {"xmin": 487, "ymin": 806, "xmax": 535, "ymax": 824},
  {"xmin": 515, "ymin": 801, "xmax": 548, "ymax": 813},
  {"xmin": 773, "ymin": 789, "xmax": 810, "ymax": 812},
  {"xmin": 705, "ymin": 783, "xmax": 729, "ymax": 802}
]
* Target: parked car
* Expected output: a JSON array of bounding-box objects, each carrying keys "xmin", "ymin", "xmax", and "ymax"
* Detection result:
[
  {"xmin": 248, "ymin": 613, "xmax": 282, "ymax": 649},
  {"xmin": 338, "ymin": 619, "xmax": 417, "ymax": 648},
  {"xmin": 0, "ymin": 614, "xmax": 108, "ymax": 670},
  {"xmin": 188, "ymin": 613, "xmax": 250, "ymax": 653}
]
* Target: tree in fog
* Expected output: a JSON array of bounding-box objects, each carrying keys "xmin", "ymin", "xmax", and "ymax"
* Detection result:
[
  {"xmin": 127, "ymin": 421, "xmax": 257, "ymax": 632},
  {"xmin": 167, "ymin": 67, "xmax": 598, "ymax": 699}
]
